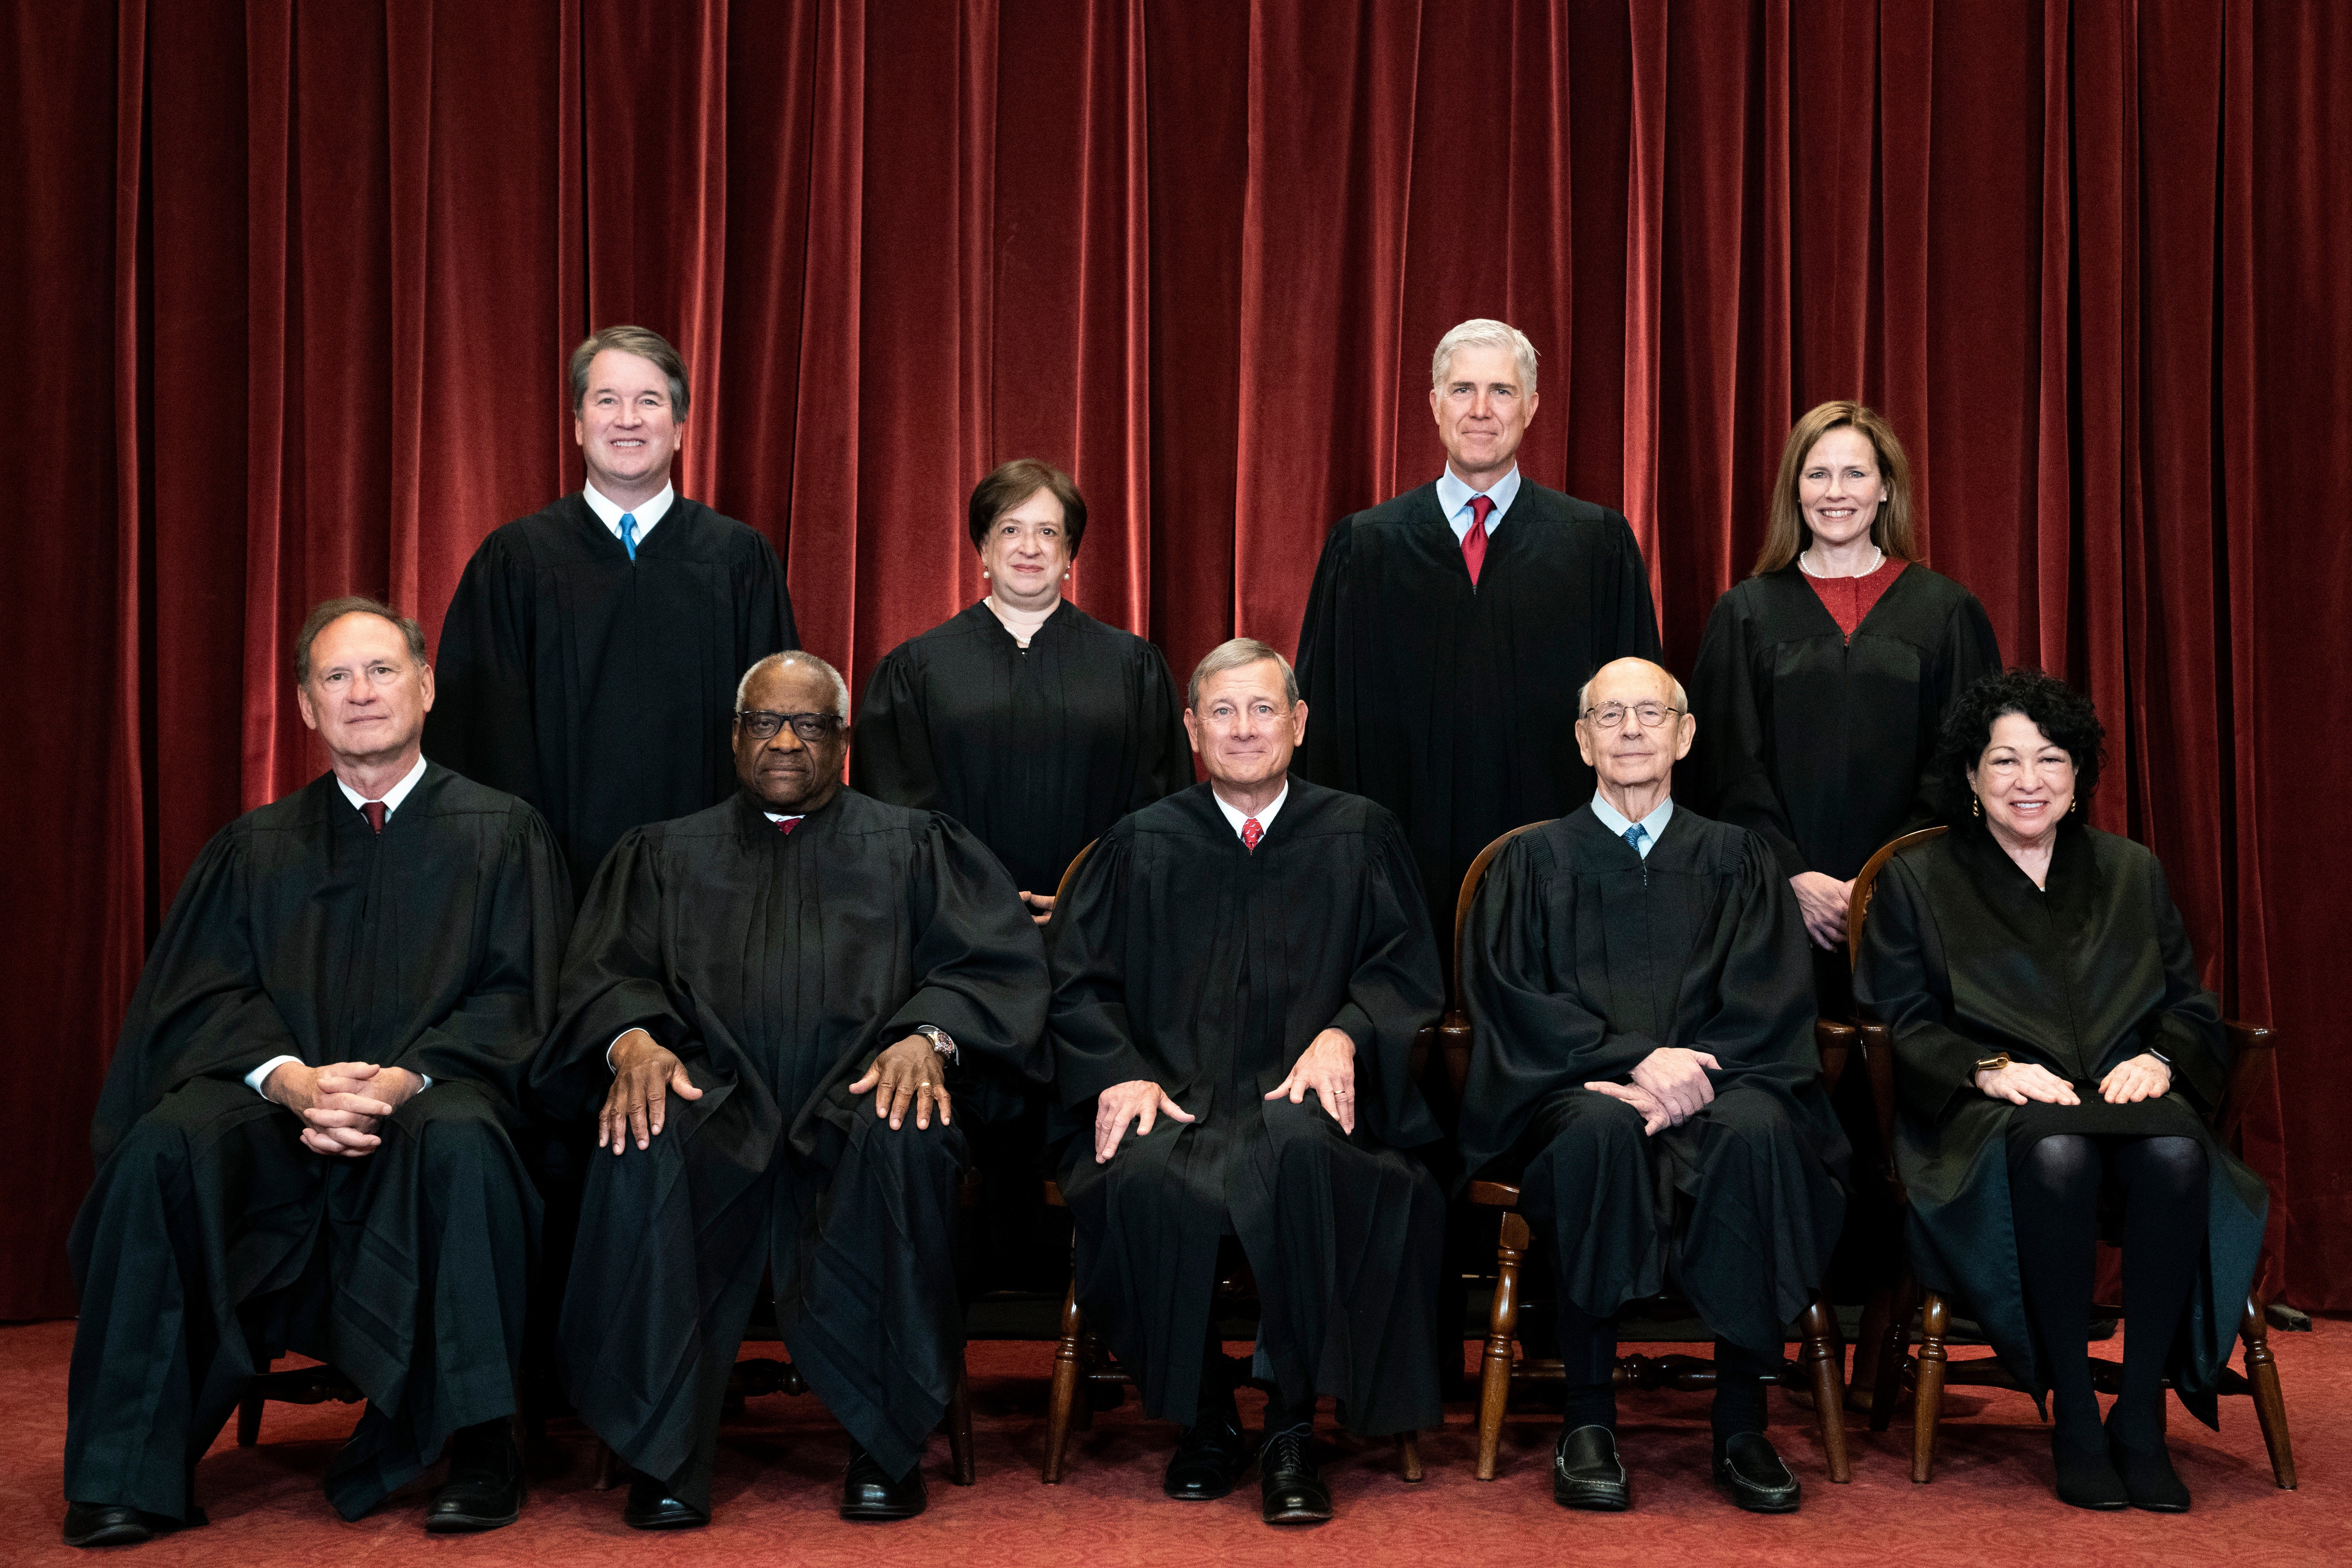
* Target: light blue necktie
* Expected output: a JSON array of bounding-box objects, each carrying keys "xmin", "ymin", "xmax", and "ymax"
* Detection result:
[
  {"xmin": 619, "ymin": 511, "xmax": 639, "ymax": 561},
  {"xmin": 1624, "ymin": 823, "xmax": 1648, "ymax": 857}
]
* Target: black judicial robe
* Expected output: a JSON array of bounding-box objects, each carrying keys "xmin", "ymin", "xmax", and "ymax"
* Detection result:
[
  {"xmin": 1686, "ymin": 561, "xmax": 2001, "ymax": 884},
  {"xmin": 1294, "ymin": 480, "xmax": 1661, "ymax": 947},
  {"xmin": 1050, "ymin": 780, "xmax": 1447, "ymax": 1435},
  {"xmin": 852, "ymin": 599, "xmax": 1193, "ymax": 897},
  {"xmin": 66, "ymin": 766, "xmax": 569, "ymax": 1522},
  {"xmin": 1459, "ymin": 806, "xmax": 1847, "ymax": 1352},
  {"xmin": 536, "ymin": 788, "xmax": 1048, "ymax": 1501},
  {"xmin": 1854, "ymin": 823, "xmax": 2267, "ymax": 1424},
  {"xmin": 424, "ymin": 493, "xmax": 798, "ymax": 897}
]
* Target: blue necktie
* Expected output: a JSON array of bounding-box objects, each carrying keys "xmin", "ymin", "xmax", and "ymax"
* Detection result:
[
  {"xmin": 1624, "ymin": 823, "xmax": 1648, "ymax": 856},
  {"xmin": 619, "ymin": 511, "xmax": 639, "ymax": 560}
]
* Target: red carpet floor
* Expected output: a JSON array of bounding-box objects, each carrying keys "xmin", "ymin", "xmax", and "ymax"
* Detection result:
[{"xmin": 2, "ymin": 1320, "xmax": 2340, "ymax": 1567}]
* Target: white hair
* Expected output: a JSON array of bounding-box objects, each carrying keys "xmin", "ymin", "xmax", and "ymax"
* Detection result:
[
  {"xmin": 1187, "ymin": 638, "xmax": 1298, "ymax": 711},
  {"xmin": 736, "ymin": 650, "xmax": 850, "ymax": 719},
  {"xmin": 1576, "ymin": 662, "xmax": 1688, "ymax": 715},
  {"xmin": 1431, "ymin": 318, "xmax": 1539, "ymax": 398}
]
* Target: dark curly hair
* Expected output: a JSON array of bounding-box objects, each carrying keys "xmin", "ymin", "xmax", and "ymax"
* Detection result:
[{"xmin": 1931, "ymin": 668, "xmax": 2106, "ymax": 822}]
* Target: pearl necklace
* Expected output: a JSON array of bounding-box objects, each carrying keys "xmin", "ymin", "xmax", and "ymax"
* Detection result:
[{"xmin": 1800, "ymin": 543, "xmax": 1884, "ymax": 578}]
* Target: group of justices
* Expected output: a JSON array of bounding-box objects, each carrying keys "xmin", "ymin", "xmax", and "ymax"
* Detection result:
[{"xmin": 62, "ymin": 318, "xmax": 2263, "ymax": 1546}]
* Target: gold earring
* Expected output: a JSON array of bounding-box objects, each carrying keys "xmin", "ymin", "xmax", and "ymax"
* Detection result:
[
  {"xmin": 2069, "ymin": 798, "xmax": 2078, "ymax": 815},
  {"xmin": 1971, "ymin": 795, "xmax": 1983, "ymax": 819}
]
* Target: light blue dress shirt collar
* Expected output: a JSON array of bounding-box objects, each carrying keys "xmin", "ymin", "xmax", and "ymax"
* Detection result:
[
  {"xmin": 1435, "ymin": 464, "xmax": 1523, "ymax": 543},
  {"xmin": 1589, "ymin": 791, "xmax": 1674, "ymax": 859}
]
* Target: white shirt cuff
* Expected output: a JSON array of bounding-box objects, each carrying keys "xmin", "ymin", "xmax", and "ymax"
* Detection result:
[{"xmin": 245, "ymin": 1057, "xmax": 430, "ymax": 1098}]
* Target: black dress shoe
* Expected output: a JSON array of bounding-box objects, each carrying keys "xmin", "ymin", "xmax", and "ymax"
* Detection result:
[
  {"xmin": 2050, "ymin": 1427, "xmax": 2129, "ymax": 1511},
  {"xmin": 839, "ymin": 1443, "xmax": 927, "ymax": 1522},
  {"xmin": 1258, "ymin": 1424, "xmax": 1331, "ymax": 1525},
  {"xmin": 425, "ymin": 1432, "xmax": 525, "ymax": 1533},
  {"xmin": 2107, "ymin": 1413, "xmax": 2191, "ymax": 1513},
  {"xmin": 1165, "ymin": 1409, "xmax": 1250, "ymax": 1500},
  {"xmin": 1552, "ymin": 1424, "xmax": 1631, "ymax": 1512},
  {"xmin": 1713, "ymin": 1431, "xmax": 1800, "ymax": 1514},
  {"xmin": 61, "ymin": 1501, "xmax": 202, "ymax": 1548},
  {"xmin": 622, "ymin": 1473, "xmax": 710, "ymax": 1530}
]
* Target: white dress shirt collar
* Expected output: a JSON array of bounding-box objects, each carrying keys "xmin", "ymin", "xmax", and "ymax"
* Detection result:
[
  {"xmin": 1436, "ymin": 463, "xmax": 1524, "ymax": 543},
  {"xmin": 583, "ymin": 480, "xmax": 677, "ymax": 541},
  {"xmin": 1211, "ymin": 779, "xmax": 1289, "ymax": 841},
  {"xmin": 335, "ymin": 753, "xmax": 429, "ymax": 817},
  {"xmin": 1589, "ymin": 790, "xmax": 1674, "ymax": 858}
]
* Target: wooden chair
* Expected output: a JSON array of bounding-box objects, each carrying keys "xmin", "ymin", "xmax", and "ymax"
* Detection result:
[
  {"xmin": 1847, "ymin": 825, "xmax": 2296, "ymax": 1488},
  {"xmin": 1442, "ymin": 822, "xmax": 1856, "ymax": 1484},
  {"xmin": 1038, "ymin": 839, "xmax": 1425, "ymax": 1486}
]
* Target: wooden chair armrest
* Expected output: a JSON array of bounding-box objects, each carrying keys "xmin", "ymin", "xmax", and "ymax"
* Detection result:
[
  {"xmin": 1466, "ymin": 1179, "xmax": 1522, "ymax": 1208},
  {"xmin": 1815, "ymin": 1019, "xmax": 1856, "ymax": 1096}
]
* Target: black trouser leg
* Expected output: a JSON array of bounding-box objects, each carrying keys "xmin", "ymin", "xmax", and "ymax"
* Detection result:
[
  {"xmin": 1710, "ymin": 1338, "xmax": 1776, "ymax": 1445},
  {"xmin": 2010, "ymin": 1135, "xmax": 2103, "ymax": 1439},
  {"xmin": 2108, "ymin": 1136, "xmax": 2208, "ymax": 1441},
  {"xmin": 1554, "ymin": 1297, "xmax": 1618, "ymax": 1431}
]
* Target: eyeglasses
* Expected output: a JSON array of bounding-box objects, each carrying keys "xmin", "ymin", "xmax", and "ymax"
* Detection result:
[
  {"xmin": 736, "ymin": 710, "xmax": 844, "ymax": 743},
  {"xmin": 1582, "ymin": 701, "xmax": 1682, "ymax": 731}
]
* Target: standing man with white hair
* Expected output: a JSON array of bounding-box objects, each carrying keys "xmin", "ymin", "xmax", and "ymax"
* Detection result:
[{"xmin": 1294, "ymin": 318, "xmax": 1659, "ymax": 958}]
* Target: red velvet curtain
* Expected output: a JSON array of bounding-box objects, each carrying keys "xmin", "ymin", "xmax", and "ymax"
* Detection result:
[{"xmin": 6, "ymin": 0, "xmax": 2343, "ymax": 1320}]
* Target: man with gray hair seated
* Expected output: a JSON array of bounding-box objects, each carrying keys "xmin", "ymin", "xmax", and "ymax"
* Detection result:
[
  {"xmin": 1050, "ymin": 638, "xmax": 1448, "ymax": 1527},
  {"xmin": 1295, "ymin": 317, "xmax": 1659, "ymax": 962},
  {"xmin": 535, "ymin": 650, "xmax": 1049, "ymax": 1529}
]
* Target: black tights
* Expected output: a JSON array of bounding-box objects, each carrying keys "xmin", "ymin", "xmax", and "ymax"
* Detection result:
[{"xmin": 2009, "ymin": 1134, "xmax": 2208, "ymax": 1444}]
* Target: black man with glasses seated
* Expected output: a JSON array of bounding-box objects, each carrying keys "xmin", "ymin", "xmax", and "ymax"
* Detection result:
[
  {"xmin": 1457, "ymin": 657, "xmax": 1846, "ymax": 1517},
  {"xmin": 535, "ymin": 651, "xmax": 1049, "ymax": 1529}
]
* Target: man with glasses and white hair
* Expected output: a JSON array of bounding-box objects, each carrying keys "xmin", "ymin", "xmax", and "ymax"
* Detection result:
[
  {"xmin": 535, "ymin": 650, "xmax": 1048, "ymax": 1529},
  {"xmin": 1295, "ymin": 317, "xmax": 1659, "ymax": 959},
  {"xmin": 1457, "ymin": 656, "xmax": 1846, "ymax": 1517}
]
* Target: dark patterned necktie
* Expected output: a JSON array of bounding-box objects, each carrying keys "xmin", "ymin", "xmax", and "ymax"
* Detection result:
[{"xmin": 362, "ymin": 801, "xmax": 387, "ymax": 834}]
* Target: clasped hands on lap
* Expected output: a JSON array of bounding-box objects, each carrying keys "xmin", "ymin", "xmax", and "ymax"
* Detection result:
[
  {"xmin": 1585, "ymin": 1047, "xmax": 1721, "ymax": 1135},
  {"xmin": 1092, "ymin": 1027, "xmax": 1358, "ymax": 1164},
  {"xmin": 1973, "ymin": 1053, "xmax": 2172, "ymax": 1106},
  {"xmin": 262, "ymin": 1059, "xmax": 424, "ymax": 1157},
  {"xmin": 598, "ymin": 1027, "xmax": 951, "ymax": 1155}
]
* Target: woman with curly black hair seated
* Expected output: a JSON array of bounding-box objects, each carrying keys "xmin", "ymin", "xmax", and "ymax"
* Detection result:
[{"xmin": 1855, "ymin": 668, "xmax": 2267, "ymax": 1513}]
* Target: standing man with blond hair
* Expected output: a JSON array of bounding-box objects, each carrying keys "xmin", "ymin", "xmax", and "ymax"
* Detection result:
[
  {"xmin": 427, "ymin": 325, "xmax": 798, "ymax": 898},
  {"xmin": 1294, "ymin": 318, "xmax": 1659, "ymax": 955}
]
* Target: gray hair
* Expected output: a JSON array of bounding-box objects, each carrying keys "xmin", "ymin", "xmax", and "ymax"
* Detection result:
[
  {"xmin": 1431, "ymin": 318, "xmax": 1539, "ymax": 399},
  {"xmin": 736, "ymin": 650, "xmax": 850, "ymax": 719},
  {"xmin": 1575, "ymin": 662, "xmax": 1688, "ymax": 716},
  {"xmin": 1187, "ymin": 638, "xmax": 1299, "ymax": 711},
  {"xmin": 293, "ymin": 595, "xmax": 428, "ymax": 686}
]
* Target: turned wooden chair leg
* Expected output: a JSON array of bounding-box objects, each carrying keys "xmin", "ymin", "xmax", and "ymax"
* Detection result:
[
  {"xmin": 1396, "ymin": 1430, "xmax": 1424, "ymax": 1482},
  {"xmin": 236, "ymin": 1389, "xmax": 264, "ymax": 1446},
  {"xmin": 1870, "ymin": 1268, "xmax": 1918, "ymax": 1433},
  {"xmin": 945, "ymin": 1358, "xmax": 976, "ymax": 1485},
  {"xmin": 1850, "ymin": 1283, "xmax": 1890, "ymax": 1409},
  {"xmin": 1043, "ymin": 1282, "xmax": 1087, "ymax": 1483},
  {"xmin": 2241, "ymin": 1294, "xmax": 2298, "ymax": 1490},
  {"xmin": 1909, "ymin": 1291, "xmax": 1951, "ymax": 1483},
  {"xmin": 593, "ymin": 1438, "xmax": 624, "ymax": 1490},
  {"xmin": 1799, "ymin": 1293, "xmax": 1852, "ymax": 1482},
  {"xmin": 1475, "ymin": 1211, "xmax": 1530, "ymax": 1481}
]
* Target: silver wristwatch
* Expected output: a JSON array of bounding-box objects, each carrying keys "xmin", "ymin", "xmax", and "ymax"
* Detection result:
[{"xmin": 914, "ymin": 1024, "xmax": 959, "ymax": 1064}]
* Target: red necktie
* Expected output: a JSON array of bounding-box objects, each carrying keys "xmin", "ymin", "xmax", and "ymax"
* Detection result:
[
  {"xmin": 1463, "ymin": 493, "xmax": 1495, "ymax": 586},
  {"xmin": 1242, "ymin": 817, "xmax": 1263, "ymax": 852},
  {"xmin": 777, "ymin": 817, "xmax": 798, "ymax": 834},
  {"xmin": 362, "ymin": 801, "xmax": 387, "ymax": 835}
]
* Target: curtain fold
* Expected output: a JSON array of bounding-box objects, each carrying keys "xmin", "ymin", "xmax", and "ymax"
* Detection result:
[{"xmin": 7, "ymin": 0, "xmax": 2342, "ymax": 1318}]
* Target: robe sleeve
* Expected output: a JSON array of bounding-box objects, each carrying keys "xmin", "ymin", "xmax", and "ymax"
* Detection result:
[
  {"xmin": 1129, "ymin": 640, "xmax": 1196, "ymax": 806},
  {"xmin": 1599, "ymin": 509, "xmax": 1664, "ymax": 660},
  {"xmin": 879, "ymin": 815, "xmax": 1052, "ymax": 1080},
  {"xmin": 1457, "ymin": 835, "xmax": 1667, "ymax": 1174},
  {"xmin": 421, "ymin": 531, "xmax": 541, "ymax": 802},
  {"xmin": 2142, "ymin": 856, "xmax": 2228, "ymax": 1113},
  {"xmin": 88, "ymin": 826, "xmax": 305, "ymax": 1163},
  {"xmin": 1325, "ymin": 812, "xmax": 1444, "ymax": 1149},
  {"xmin": 1907, "ymin": 589, "xmax": 2003, "ymax": 829},
  {"xmin": 531, "ymin": 826, "xmax": 693, "ymax": 1124},
  {"xmin": 1045, "ymin": 829, "xmax": 1157, "ymax": 1106},
  {"xmin": 1290, "ymin": 518, "xmax": 1358, "ymax": 791},
  {"xmin": 390, "ymin": 801, "xmax": 573, "ymax": 1113},
  {"xmin": 739, "ymin": 526, "xmax": 800, "ymax": 665},
  {"xmin": 848, "ymin": 648, "xmax": 945, "ymax": 810},
  {"xmin": 1853, "ymin": 855, "xmax": 1983, "ymax": 1123},
  {"xmin": 1685, "ymin": 590, "xmax": 1807, "ymax": 878},
  {"xmin": 1681, "ymin": 832, "xmax": 1822, "ymax": 1082}
]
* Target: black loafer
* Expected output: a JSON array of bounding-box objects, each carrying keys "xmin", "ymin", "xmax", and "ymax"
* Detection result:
[
  {"xmin": 839, "ymin": 1443, "xmax": 927, "ymax": 1522},
  {"xmin": 425, "ymin": 1435, "xmax": 525, "ymax": 1533},
  {"xmin": 1165, "ymin": 1409, "xmax": 1250, "ymax": 1501},
  {"xmin": 622, "ymin": 1474, "xmax": 710, "ymax": 1530},
  {"xmin": 62, "ymin": 1502, "xmax": 202, "ymax": 1548},
  {"xmin": 2107, "ymin": 1414, "xmax": 2190, "ymax": 1513},
  {"xmin": 1552, "ymin": 1424, "xmax": 1631, "ymax": 1512},
  {"xmin": 1258, "ymin": 1425, "xmax": 1331, "ymax": 1525},
  {"xmin": 1713, "ymin": 1431, "xmax": 1800, "ymax": 1513}
]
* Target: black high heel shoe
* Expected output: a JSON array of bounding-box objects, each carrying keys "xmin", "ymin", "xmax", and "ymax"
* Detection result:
[{"xmin": 2106, "ymin": 1409, "xmax": 2191, "ymax": 1512}]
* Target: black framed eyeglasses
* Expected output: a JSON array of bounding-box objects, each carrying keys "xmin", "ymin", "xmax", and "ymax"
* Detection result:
[
  {"xmin": 736, "ymin": 709, "xmax": 844, "ymax": 743},
  {"xmin": 1582, "ymin": 701, "xmax": 1682, "ymax": 731}
]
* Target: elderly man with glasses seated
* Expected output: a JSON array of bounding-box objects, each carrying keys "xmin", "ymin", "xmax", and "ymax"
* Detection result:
[
  {"xmin": 534, "ymin": 651, "xmax": 1049, "ymax": 1530},
  {"xmin": 1456, "ymin": 657, "xmax": 1847, "ymax": 1516}
]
